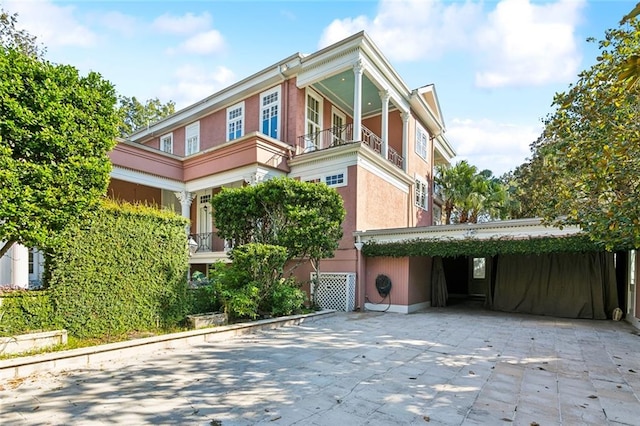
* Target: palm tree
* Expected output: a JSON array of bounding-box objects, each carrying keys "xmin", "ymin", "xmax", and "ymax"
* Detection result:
[{"xmin": 435, "ymin": 161, "xmax": 509, "ymax": 224}]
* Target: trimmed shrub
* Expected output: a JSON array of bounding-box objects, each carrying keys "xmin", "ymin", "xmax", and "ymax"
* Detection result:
[
  {"xmin": 0, "ymin": 289, "xmax": 56, "ymax": 336},
  {"xmin": 210, "ymin": 243, "xmax": 305, "ymax": 319},
  {"xmin": 46, "ymin": 200, "xmax": 189, "ymax": 338}
]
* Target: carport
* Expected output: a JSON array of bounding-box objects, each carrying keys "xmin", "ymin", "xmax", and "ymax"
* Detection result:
[{"xmin": 354, "ymin": 218, "xmax": 633, "ymax": 322}]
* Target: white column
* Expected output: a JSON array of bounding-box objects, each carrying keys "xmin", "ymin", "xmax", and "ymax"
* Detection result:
[
  {"xmin": 401, "ymin": 111, "xmax": 410, "ymax": 172},
  {"xmin": 12, "ymin": 244, "xmax": 29, "ymax": 289},
  {"xmin": 174, "ymin": 191, "xmax": 195, "ymax": 234},
  {"xmin": 379, "ymin": 90, "xmax": 390, "ymax": 160},
  {"xmin": 353, "ymin": 60, "xmax": 364, "ymax": 141}
]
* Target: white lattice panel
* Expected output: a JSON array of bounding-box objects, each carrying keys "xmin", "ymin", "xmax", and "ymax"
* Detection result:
[{"xmin": 310, "ymin": 272, "xmax": 356, "ymax": 312}]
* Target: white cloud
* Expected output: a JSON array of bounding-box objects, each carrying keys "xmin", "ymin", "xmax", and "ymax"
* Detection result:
[
  {"xmin": 319, "ymin": 0, "xmax": 483, "ymax": 61},
  {"xmin": 176, "ymin": 30, "xmax": 225, "ymax": 55},
  {"xmin": 318, "ymin": 0, "xmax": 584, "ymax": 88},
  {"xmin": 4, "ymin": 0, "xmax": 97, "ymax": 47},
  {"xmin": 152, "ymin": 12, "xmax": 212, "ymax": 35},
  {"xmin": 159, "ymin": 65, "xmax": 236, "ymax": 109},
  {"xmin": 474, "ymin": 0, "xmax": 585, "ymax": 88},
  {"xmin": 446, "ymin": 118, "xmax": 541, "ymax": 175}
]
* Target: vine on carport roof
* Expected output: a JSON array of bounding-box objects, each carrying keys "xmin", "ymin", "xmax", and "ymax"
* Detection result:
[{"xmin": 360, "ymin": 234, "xmax": 625, "ymax": 258}]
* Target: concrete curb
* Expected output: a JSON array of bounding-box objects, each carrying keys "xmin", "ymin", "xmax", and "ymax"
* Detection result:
[{"xmin": 0, "ymin": 310, "xmax": 336, "ymax": 380}]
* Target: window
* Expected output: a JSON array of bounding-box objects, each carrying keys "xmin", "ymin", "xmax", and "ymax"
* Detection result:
[
  {"xmin": 305, "ymin": 89, "xmax": 323, "ymax": 151},
  {"xmin": 227, "ymin": 102, "xmax": 244, "ymax": 141},
  {"xmin": 303, "ymin": 169, "xmax": 347, "ymax": 188},
  {"xmin": 185, "ymin": 122, "xmax": 200, "ymax": 155},
  {"xmin": 415, "ymin": 124, "xmax": 429, "ymax": 161},
  {"xmin": 331, "ymin": 107, "xmax": 346, "ymax": 146},
  {"xmin": 325, "ymin": 173, "xmax": 345, "ymax": 187},
  {"xmin": 415, "ymin": 177, "xmax": 428, "ymax": 210},
  {"xmin": 160, "ymin": 133, "xmax": 173, "ymax": 154},
  {"xmin": 473, "ymin": 258, "xmax": 486, "ymax": 279},
  {"xmin": 260, "ymin": 88, "xmax": 279, "ymax": 139}
]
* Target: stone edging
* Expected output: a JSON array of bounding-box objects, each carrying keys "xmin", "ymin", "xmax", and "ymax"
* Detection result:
[{"xmin": 0, "ymin": 310, "xmax": 336, "ymax": 380}]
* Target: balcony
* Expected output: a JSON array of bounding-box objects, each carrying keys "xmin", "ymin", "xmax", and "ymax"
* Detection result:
[
  {"xmin": 297, "ymin": 123, "xmax": 403, "ymax": 169},
  {"xmin": 189, "ymin": 232, "xmax": 233, "ymax": 253}
]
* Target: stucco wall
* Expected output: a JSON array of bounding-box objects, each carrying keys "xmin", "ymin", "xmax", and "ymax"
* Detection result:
[
  {"xmin": 356, "ymin": 167, "xmax": 409, "ymax": 231},
  {"xmin": 408, "ymin": 256, "xmax": 431, "ymax": 305},
  {"xmin": 364, "ymin": 257, "xmax": 409, "ymax": 306}
]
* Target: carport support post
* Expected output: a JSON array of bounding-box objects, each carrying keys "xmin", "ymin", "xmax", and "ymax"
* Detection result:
[{"xmin": 355, "ymin": 237, "xmax": 365, "ymax": 311}]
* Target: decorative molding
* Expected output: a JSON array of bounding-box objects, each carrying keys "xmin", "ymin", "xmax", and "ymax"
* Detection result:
[{"xmin": 174, "ymin": 191, "xmax": 195, "ymax": 207}]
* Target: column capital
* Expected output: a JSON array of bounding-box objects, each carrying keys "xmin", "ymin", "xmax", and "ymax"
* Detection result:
[
  {"xmin": 379, "ymin": 89, "xmax": 390, "ymax": 102},
  {"xmin": 353, "ymin": 59, "xmax": 364, "ymax": 75},
  {"xmin": 401, "ymin": 111, "xmax": 411, "ymax": 123},
  {"xmin": 244, "ymin": 171, "xmax": 268, "ymax": 186},
  {"xmin": 174, "ymin": 190, "xmax": 195, "ymax": 206}
]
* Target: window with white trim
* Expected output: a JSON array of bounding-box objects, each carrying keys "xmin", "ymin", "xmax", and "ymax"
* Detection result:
[
  {"xmin": 325, "ymin": 173, "xmax": 345, "ymax": 187},
  {"xmin": 303, "ymin": 169, "xmax": 347, "ymax": 188},
  {"xmin": 227, "ymin": 102, "xmax": 244, "ymax": 141},
  {"xmin": 415, "ymin": 124, "xmax": 428, "ymax": 161},
  {"xmin": 415, "ymin": 177, "xmax": 428, "ymax": 210},
  {"xmin": 160, "ymin": 133, "xmax": 173, "ymax": 154},
  {"xmin": 260, "ymin": 88, "xmax": 279, "ymax": 139},
  {"xmin": 185, "ymin": 122, "xmax": 200, "ymax": 155}
]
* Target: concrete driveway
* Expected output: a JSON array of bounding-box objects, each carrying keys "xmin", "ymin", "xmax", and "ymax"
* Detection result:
[{"xmin": 1, "ymin": 305, "xmax": 639, "ymax": 425}]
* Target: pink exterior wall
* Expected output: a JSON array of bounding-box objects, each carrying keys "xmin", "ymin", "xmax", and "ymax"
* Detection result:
[
  {"xmin": 285, "ymin": 79, "xmax": 303, "ymax": 146},
  {"xmin": 335, "ymin": 166, "xmax": 358, "ymax": 250},
  {"xmin": 109, "ymin": 143, "xmax": 183, "ymax": 181},
  {"xmin": 356, "ymin": 167, "xmax": 409, "ymax": 230},
  {"xmin": 183, "ymin": 136, "xmax": 290, "ymax": 181},
  {"xmin": 365, "ymin": 257, "xmax": 410, "ymax": 306},
  {"xmin": 408, "ymin": 256, "xmax": 431, "ymax": 305},
  {"xmin": 200, "ymin": 112, "xmax": 224, "ymax": 151},
  {"xmin": 405, "ymin": 113, "xmax": 433, "ymax": 227},
  {"xmin": 108, "ymin": 179, "xmax": 162, "ymax": 205}
]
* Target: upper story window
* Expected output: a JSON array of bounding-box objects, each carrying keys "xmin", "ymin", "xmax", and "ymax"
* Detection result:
[
  {"xmin": 185, "ymin": 122, "xmax": 200, "ymax": 156},
  {"xmin": 227, "ymin": 102, "xmax": 244, "ymax": 141},
  {"xmin": 160, "ymin": 133, "xmax": 173, "ymax": 154},
  {"xmin": 303, "ymin": 169, "xmax": 347, "ymax": 188},
  {"xmin": 325, "ymin": 173, "xmax": 345, "ymax": 187},
  {"xmin": 260, "ymin": 88, "xmax": 280, "ymax": 139},
  {"xmin": 415, "ymin": 176, "xmax": 428, "ymax": 210},
  {"xmin": 416, "ymin": 124, "xmax": 429, "ymax": 161}
]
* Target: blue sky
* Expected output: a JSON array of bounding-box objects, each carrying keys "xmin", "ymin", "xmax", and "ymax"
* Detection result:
[{"xmin": 2, "ymin": 0, "xmax": 635, "ymax": 175}]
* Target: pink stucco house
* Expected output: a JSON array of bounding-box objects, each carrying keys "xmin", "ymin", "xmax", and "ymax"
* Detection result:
[{"xmin": 107, "ymin": 31, "xmax": 455, "ymax": 311}]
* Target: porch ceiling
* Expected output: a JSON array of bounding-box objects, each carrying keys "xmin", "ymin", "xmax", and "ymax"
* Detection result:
[{"xmin": 312, "ymin": 70, "xmax": 382, "ymax": 117}]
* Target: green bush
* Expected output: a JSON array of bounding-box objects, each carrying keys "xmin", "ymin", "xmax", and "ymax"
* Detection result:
[
  {"xmin": 46, "ymin": 200, "xmax": 190, "ymax": 338},
  {"xmin": 209, "ymin": 243, "xmax": 304, "ymax": 319},
  {"xmin": 0, "ymin": 290, "xmax": 57, "ymax": 336},
  {"xmin": 266, "ymin": 278, "xmax": 306, "ymax": 317}
]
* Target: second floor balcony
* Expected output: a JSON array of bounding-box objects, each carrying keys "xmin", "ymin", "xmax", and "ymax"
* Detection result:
[{"xmin": 297, "ymin": 123, "xmax": 403, "ymax": 170}]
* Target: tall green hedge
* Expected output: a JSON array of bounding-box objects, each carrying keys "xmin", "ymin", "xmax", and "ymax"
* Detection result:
[
  {"xmin": 0, "ymin": 290, "xmax": 56, "ymax": 337},
  {"xmin": 46, "ymin": 200, "xmax": 189, "ymax": 338}
]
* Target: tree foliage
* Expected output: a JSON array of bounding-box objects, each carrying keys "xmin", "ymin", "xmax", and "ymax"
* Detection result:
[
  {"xmin": 212, "ymin": 177, "xmax": 345, "ymax": 270},
  {"xmin": 117, "ymin": 96, "xmax": 176, "ymax": 137},
  {"xmin": 0, "ymin": 9, "xmax": 43, "ymax": 58},
  {"xmin": 434, "ymin": 161, "xmax": 509, "ymax": 224},
  {"xmin": 0, "ymin": 47, "xmax": 119, "ymax": 257},
  {"xmin": 520, "ymin": 16, "xmax": 640, "ymax": 249}
]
